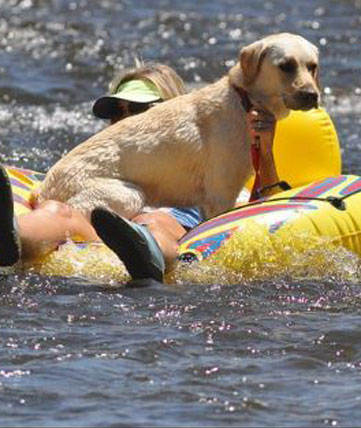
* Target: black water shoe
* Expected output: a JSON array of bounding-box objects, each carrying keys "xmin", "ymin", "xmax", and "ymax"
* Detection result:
[
  {"xmin": 91, "ymin": 208, "xmax": 165, "ymax": 282},
  {"xmin": 0, "ymin": 164, "xmax": 21, "ymax": 267}
]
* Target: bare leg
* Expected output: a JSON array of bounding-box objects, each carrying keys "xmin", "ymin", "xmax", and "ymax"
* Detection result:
[
  {"xmin": 19, "ymin": 201, "xmax": 186, "ymax": 267},
  {"xmin": 18, "ymin": 200, "xmax": 98, "ymax": 262},
  {"xmin": 0, "ymin": 165, "xmax": 97, "ymax": 266},
  {"xmin": 91, "ymin": 208, "xmax": 165, "ymax": 282},
  {"xmin": 132, "ymin": 211, "xmax": 186, "ymax": 269}
]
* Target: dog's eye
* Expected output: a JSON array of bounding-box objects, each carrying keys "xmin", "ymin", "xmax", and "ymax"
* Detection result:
[
  {"xmin": 307, "ymin": 63, "xmax": 317, "ymax": 75},
  {"xmin": 279, "ymin": 60, "xmax": 297, "ymax": 73}
]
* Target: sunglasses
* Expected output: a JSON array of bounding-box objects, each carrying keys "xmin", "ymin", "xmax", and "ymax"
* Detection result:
[{"xmin": 110, "ymin": 100, "xmax": 161, "ymax": 124}]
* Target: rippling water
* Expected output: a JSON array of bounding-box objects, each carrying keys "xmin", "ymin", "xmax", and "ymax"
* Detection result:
[{"xmin": 1, "ymin": 0, "xmax": 361, "ymax": 426}]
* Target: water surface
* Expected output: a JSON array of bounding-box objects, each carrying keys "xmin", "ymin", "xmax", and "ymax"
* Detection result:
[{"xmin": 0, "ymin": 0, "xmax": 361, "ymax": 426}]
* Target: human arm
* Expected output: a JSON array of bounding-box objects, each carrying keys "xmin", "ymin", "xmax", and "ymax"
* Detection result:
[{"xmin": 246, "ymin": 109, "xmax": 281, "ymax": 198}]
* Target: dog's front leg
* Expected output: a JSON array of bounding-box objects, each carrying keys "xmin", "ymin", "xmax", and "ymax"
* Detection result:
[{"xmin": 66, "ymin": 178, "xmax": 146, "ymax": 221}]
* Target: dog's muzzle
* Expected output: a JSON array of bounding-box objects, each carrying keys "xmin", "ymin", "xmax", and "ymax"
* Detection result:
[{"xmin": 283, "ymin": 89, "xmax": 319, "ymax": 111}]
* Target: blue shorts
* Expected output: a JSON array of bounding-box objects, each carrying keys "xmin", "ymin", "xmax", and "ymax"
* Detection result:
[
  {"xmin": 143, "ymin": 189, "xmax": 250, "ymax": 231},
  {"xmin": 167, "ymin": 188, "xmax": 251, "ymax": 229},
  {"xmin": 168, "ymin": 207, "xmax": 203, "ymax": 230}
]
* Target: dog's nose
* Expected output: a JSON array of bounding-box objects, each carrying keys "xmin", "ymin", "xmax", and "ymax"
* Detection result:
[{"xmin": 297, "ymin": 90, "xmax": 319, "ymax": 109}]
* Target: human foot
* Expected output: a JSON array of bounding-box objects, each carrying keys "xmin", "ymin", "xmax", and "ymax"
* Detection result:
[
  {"xmin": 0, "ymin": 164, "xmax": 21, "ymax": 266},
  {"xmin": 91, "ymin": 208, "xmax": 165, "ymax": 282}
]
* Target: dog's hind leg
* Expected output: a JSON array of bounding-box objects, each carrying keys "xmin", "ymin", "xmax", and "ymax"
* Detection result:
[{"xmin": 67, "ymin": 178, "xmax": 146, "ymax": 221}]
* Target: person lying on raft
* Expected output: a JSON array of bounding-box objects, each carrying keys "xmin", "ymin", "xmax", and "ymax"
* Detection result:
[
  {"xmin": 0, "ymin": 62, "xmax": 278, "ymax": 284},
  {"xmin": 0, "ymin": 62, "xmax": 187, "ymax": 267}
]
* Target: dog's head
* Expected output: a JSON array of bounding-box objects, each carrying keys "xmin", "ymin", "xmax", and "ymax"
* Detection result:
[{"xmin": 230, "ymin": 33, "xmax": 320, "ymax": 119}]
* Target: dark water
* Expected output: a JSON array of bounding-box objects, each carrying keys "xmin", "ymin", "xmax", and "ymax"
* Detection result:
[{"xmin": 1, "ymin": 0, "xmax": 361, "ymax": 426}]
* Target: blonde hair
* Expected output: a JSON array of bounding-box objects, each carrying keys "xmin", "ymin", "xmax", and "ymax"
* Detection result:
[{"xmin": 109, "ymin": 62, "xmax": 186, "ymax": 100}]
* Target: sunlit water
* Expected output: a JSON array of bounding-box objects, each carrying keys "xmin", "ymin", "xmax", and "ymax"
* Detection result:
[{"xmin": 1, "ymin": 0, "xmax": 361, "ymax": 426}]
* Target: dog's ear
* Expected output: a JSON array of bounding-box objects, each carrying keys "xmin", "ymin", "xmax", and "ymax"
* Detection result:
[{"xmin": 240, "ymin": 40, "xmax": 268, "ymax": 86}]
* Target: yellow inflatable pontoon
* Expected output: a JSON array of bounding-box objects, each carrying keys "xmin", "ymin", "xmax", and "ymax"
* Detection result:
[
  {"xmin": 177, "ymin": 174, "xmax": 361, "ymax": 280},
  {"xmin": 6, "ymin": 107, "xmax": 354, "ymax": 282}
]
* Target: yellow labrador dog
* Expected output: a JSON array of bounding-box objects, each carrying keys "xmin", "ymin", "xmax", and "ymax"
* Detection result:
[{"xmin": 37, "ymin": 33, "xmax": 320, "ymax": 220}]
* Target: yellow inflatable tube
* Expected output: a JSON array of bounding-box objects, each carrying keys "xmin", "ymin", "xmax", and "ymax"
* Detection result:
[
  {"xmin": 5, "ymin": 108, "xmax": 343, "ymax": 281},
  {"xmin": 178, "ymin": 175, "xmax": 361, "ymax": 260},
  {"xmin": 177, "ymin": 174, "xmax": 361, "ymax": 282}
]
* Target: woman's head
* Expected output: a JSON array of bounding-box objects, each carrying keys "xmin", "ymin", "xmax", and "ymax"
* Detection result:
[{"xmin": 93, "ymin": 62, "xmax": 186, "ymax": 124}]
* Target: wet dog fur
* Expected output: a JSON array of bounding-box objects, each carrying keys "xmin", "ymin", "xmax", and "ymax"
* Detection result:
[{"xmin": 37, "ymin": 33, "xmax": 320, "ymax": 221}]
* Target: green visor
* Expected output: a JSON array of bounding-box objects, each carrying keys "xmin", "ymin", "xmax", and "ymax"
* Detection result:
[{"xmin": 92, "ymin": 79, "xmax": 162, "ymax": 119}]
